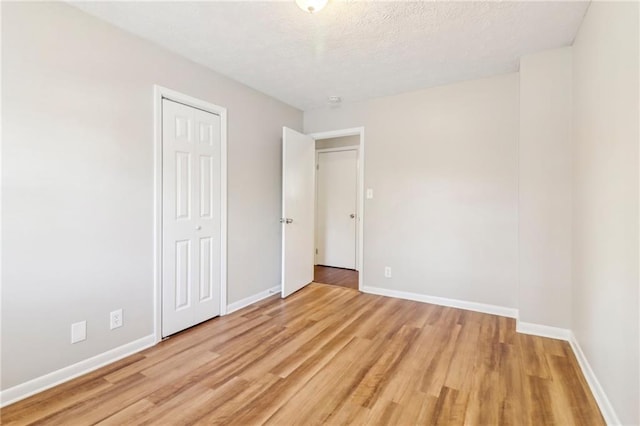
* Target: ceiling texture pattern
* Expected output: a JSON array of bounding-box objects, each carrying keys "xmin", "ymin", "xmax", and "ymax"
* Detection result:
[{"xmin": 72, "ymin": 1, "xmax": 590, "ymax": 111}]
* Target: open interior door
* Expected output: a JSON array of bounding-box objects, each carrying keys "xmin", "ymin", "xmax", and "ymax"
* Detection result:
[{"xmin": 281, "ymin": 127, "xmax": 315, "ymax": 298}]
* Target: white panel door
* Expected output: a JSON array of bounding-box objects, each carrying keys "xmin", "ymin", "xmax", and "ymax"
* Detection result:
[
  {"xmin": 281, "ymin": 127, "xmax": 315, "ymax": 298},
  {"xmin": 162, "ymin": 99, "xmax": 221, "ymax": 337},
  {"xmin": 316, "ymin": 149, "xmax": 358, "ymax": 269}
]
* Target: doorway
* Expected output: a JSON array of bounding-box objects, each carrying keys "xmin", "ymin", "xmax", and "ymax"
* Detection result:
[
  {"xmin": 280, "ymin": 127, "xmax": 365, "ymax": 297},
  {"xmin": 154, "ymin": 86, "xmax": 227, "ymax": 340},
  {"xmin": 313, "ymin": 133, "xmax": 362, "ymax": 291}
]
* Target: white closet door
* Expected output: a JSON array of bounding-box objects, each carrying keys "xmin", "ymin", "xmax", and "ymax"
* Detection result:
[{"xmin": 162, "ymin": 99, "xmax": 221, "ymax": 337}]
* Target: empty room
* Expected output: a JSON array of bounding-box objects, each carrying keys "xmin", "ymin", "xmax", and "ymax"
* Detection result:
[{"xmin": 1, "ymin": 1, "xmax": 638, "ymax": 425}]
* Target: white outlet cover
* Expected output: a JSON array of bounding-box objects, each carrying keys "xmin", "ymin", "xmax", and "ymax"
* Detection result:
[
  {"xmin": 110, "ymin": 309, "xmax": 123, "ymax": 330},
  {"xmin": 71, "ymin": 321, "xmax": 86, "ymax": 344},
  {"xmin": 384, "ymin": 267, "xmax": 392, "ymax": 278}
]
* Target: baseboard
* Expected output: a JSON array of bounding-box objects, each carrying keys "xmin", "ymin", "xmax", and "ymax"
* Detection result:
[
  {"xmin": 1, "ymin": 284, "xmax": 280, "ymax": 408},
  {"xmin": 516, "ymin": 323, "xmax": 620, "ymax": 424},
  {"xmin": 569, "ymin": 332, "xmax": 621, "ymax": 425},
  {"xmin": 0, "ymin": 291, "xmax": 619, "ymax": 426},
  {"xmin": 0, "ymin": 334, "xmax": 155, "ymax": 408},
  {"xmin": 226, "ymin": 285, "xmax": 280, "ymax": 315},
  {"xmin": 360, "ymin": 285, "xmax": 617, "ymax": 423},
  {"xmin": 361, "ymin": 285, "xmax": 518, "ymax": 318},
  {"xmin": 516, "ymin": 321, "xmax": 572, "ymax": 341}
]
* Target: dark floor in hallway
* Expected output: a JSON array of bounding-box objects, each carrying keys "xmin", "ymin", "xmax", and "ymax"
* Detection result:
[{"xmin": 314, "ymin": 265, "xmax": 359, "ymax": 289}]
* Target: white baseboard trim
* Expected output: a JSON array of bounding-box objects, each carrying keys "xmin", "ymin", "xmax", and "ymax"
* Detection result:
[
  {"xmin": 569, "ymin": 332, "xmax": 621, "ymax": 426},
  {"xmin": 0, "ymin": 334, "xmax": 155, "ymax": 408},
  {"xmin": 361, "ymin": 285, "xmax": 518, "ymax": 318},
  {"xmin": 516, "ymin": 321, "xmax": 572, "ymax": 341},
  {"xmin": 360, "ymin": 286, "xmax": 618, "ymax": 424},
  {"xmin": 226, "ymin": 285, "xmax": 280, "ymax": 315},
  {"xmin": 0, "ymin": 289, "xmax": 619, "ymax": 426}
]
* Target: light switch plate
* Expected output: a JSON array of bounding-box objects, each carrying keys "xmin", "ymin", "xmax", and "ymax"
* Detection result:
[
  {"xmin": 71, "ymin": 321, "xmax": 86, "ymax": 344},
  {"xmin": 366, "ymin": 188, "xmax": 374, "ymax": 199}
]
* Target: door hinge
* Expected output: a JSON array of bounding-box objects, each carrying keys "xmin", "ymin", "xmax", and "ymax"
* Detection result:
[
  {"xmin": 315, "ymin": 248, "xmax": 318, "ymax": 254},
  {"xmin": 316, "ymin": 164, "xmax": 319, "ymax": 170}
]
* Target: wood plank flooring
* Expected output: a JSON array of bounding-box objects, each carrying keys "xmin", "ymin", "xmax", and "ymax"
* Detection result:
[
  {"xmin": 314, "ymin": 265, "xmax": 359, "ymax": 289},
  {"xmin": 1, "ymin": 283, "xmax": 604, "ymax": 425}
]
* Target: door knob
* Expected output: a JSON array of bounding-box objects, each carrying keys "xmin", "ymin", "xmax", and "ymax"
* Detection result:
[
  {"xmin": 280, "ymin": 218, "xmax": 294, "ymax": 224},
  {"xmin": 350, "ymin": 214, "xmax": 355, "ymax": 219},
  {"xmin": 195, "ymin": 225, "xmax": 202, "ymax": 230}
]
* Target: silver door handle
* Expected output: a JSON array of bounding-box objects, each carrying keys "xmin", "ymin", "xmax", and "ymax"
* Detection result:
[
  {"xmin": 350, "ymin": 214, "xmax": 355, "ymax": 219},
  {"xmin": 195, "ymin": 225, "xmax": 202, "ymax": 230},
  {"xmin": 280, "ymin": 218, "xmax": 293, "ymax": 224}
]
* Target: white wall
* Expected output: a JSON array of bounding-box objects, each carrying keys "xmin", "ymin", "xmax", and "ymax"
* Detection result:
[
  {"xmin": 518, "ymin": 48, "xmax": 573, "ymax": 329},
  {"xmin": 1, "ymin": 2, "xmax": 301, "ymax": 391},
  {"xmin": 305, "ymin": 74, "xmax": 519, "ymax": 309},
  {"xmin": 315, "ymin": 135, "xmax": 360, "ymax": 150},
  {"xmin": 571, "ymin": 2, "xmax": 639, "ymax": 424}
]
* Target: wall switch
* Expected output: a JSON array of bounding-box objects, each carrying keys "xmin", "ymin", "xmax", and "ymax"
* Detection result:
[
  {"xmin": 110, "ymin": 309, "xmax": 123, "ymax": 330},
  {"xmin": 71, "ymin": 321, "xmax": 86, "ymax": 344},
  {"xmin": 384, "ymin": 267, "xmax": 392, "ymax": 278},
  {"xmin": 366, "ymin": 189, "xmax": 374, "ymax": 199}
]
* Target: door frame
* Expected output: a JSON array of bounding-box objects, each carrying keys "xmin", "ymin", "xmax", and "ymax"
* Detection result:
[
  {"xmin": 314, "ymin": 145, "xmax": 360, "ymax": 270},
  {"xmin": 153, "ymin": 85, "xmax": 228, "ymax": 343},
  {"xmin": 308, "ymin": 127, "xmax": 365, "ymax": 291}
]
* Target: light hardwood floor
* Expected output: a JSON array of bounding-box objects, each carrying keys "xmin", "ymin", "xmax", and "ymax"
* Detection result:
[{"xmin": 2, "ymin": 283, "xmax": 604, "ymax": 425}]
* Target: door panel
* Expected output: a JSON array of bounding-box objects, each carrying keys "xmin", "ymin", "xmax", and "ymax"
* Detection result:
[
  {"xmin": 281, "ymin": 127, "xmax": 315, "ymax": 298},
  {"xmin": 162, "ymin": 99, "xmax": 221, "ymax": 337},
  {"xmin": 175, "ymin": 239, "xmax": 191, "ymax": 309},
  {"xmin": 199, "ymin": 236, "xmax": 213, "ymax": 301},
  {"xmin": 175, "ymin": 152, "xmax": 191, "ymax": 220},
  {"xmin": 316, "ymin": 150, "xmax": 358, "ymax": 269},
  {"xmin": 200, "ymin": 155, "xmax": 213, "ymax": 218}
]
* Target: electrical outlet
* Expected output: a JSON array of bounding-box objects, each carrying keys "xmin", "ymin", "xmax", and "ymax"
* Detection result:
[
  {"xmin": 384, "ymin": 267, "xmax": 392, "ymax": 278},
  {"xmin": 71, "ymin": 321, "xmax": 86, "ymax": 344},
  {"xmin": 110, "ymin": 309, "xmax": 123, "ymax": 330}
]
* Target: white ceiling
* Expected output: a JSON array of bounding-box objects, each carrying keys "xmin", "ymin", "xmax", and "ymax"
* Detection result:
[{"xmin": 71, "ymin": 1, "xmax": 589, "ymax": 111}]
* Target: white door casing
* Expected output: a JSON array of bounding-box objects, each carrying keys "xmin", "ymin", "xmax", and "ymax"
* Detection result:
[
  {"xmin": 281, "ymin": 127, "xmax": 315, "ymax": 298},
  {"xmin": 162, "ymin": 99, "xmax": 221, "ymax": 337},
  {"xmin": 315, "ymin": 149, "xmax": 358, "ymax": 269}
]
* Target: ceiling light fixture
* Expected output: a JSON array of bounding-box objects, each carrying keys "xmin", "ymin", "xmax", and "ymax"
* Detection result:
[{"xmin": 295, "ymin": 0, "xmax": 328, "ymax": 14}]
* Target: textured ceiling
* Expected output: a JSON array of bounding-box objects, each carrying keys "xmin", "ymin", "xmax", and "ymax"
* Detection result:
[{"xmin": 71, "ymin": 1, "xmax": 589, "ymax": 110}]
